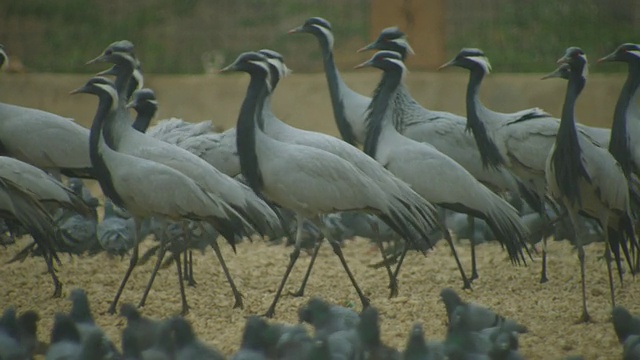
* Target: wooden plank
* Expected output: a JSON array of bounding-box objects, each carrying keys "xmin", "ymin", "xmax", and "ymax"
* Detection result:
[{"xmin": 370, "ymin": 0, "xmax": 446, "ymax": 70}]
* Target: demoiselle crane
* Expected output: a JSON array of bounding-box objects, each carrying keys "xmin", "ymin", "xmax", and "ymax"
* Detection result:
[
  {"xmin": 86, "ymin": 41, "xmax": 284, "ymax": 311},
  {"xmin": 545, "ymin": 47, "xmax": 638, "ymax": 322},
  {"xmin": 354, "ymin": 50, "xmax": 530, "ymax": 270},
  {"xmin": 291, "ymin": 19, "xmax": 532, "ymax": 280},
  {"xmin": 0, "ymin": 176, "xmax": 61, "ymax": 297},
  {"xmin": 255, "ymin": 49, "xmax": 466, "ymax": 296},
  {"xmin": 220, "ymin": 51, "xmax": 441, "ymax": 317},
  {"xmin": 70, "ymin": 76, "xmax": 255, "ymax": 314},
  {"xmin": 0, "ymin": 47, "xmax": 93, "ymax": 180}
]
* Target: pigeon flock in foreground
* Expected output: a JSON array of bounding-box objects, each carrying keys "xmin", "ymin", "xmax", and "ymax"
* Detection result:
[
  {"xmin": 2, "ymin": 14, "xmax": 640, "ymax": 359},
  {"xmin": 1, "ymin": 287, "xmax": 638, "ymax": 360}
]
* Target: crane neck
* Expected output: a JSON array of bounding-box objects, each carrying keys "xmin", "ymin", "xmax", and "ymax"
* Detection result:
[
  {"xmin": 559, "ymin": 73, "xmax": 585, "ymax": 131},
  {"xmin": 363, "ymin": 67, "xmax": 403, "ymax": 158},
  {"xmin": 316, "ymin": 34, "xmax": 357, "ymax": 145},
  {"xmin": 131, "ymin": 104, "xmax": 157, "ymax": 133},
  {"xmin": 609, "ymin": 61, "xmax": 640, "ymax": 176},
  {"xmin": 464, "ymin": 67, "xmax": 505, "ymax": 169},
  {"xmin": 235, "ymin": 71, "xmax": 269, "ymax": 192},
  {"xmin": 113, "ymin": 61, "xmax": 135, "ymax": 104},
  {"xmin": 87, "ymin": 89, "xmax": 126, "ymax": 208}
]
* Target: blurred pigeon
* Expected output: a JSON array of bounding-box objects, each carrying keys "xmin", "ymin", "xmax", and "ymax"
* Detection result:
[
  {"xmin": 121, "ymin": 326, "xmax": 144, "ymax": 360},
  {"xmin": 308, "ymin": 338, "xmax": 332, "ymax": 360},
  {"xmin": 484, "ymin": 326, "xmax": 523, "ymax": 360},
  {"xmin": 230, "ymin": 316, "xmax": 269, "ymax": 360},
  {"xmin": 170, "ymin": 316, "xmax": 225, "ymax": 360},
  {"xmin": 46, "ymin": 313, "xmax": 82, "ymax": 360},
  {"xmin": 140, "ymin": 320, "xmax": 175, "ymax": 360},
  {"xmin": 612, "ymin": 306, "xmax": 640, "ymax": 343},
  {"xmin": 120, "ymin": 303, "xmax": 164, "ymax": 351},
  {"xmin": 444, "ymin": 306, "xmax": 493, "ymax": 359},
  {"xmin": 0, "ymin": 307, "xmax": 28, "ymax": 360},
  {"xmin": 68, "ymin": 288, "xmax": 120, "ymax": 359},
  {"xmin": 76, "ymin": 329, "xmax": 111, "ymax": 360},
  {"xmin": 17, "ymin": 310, "xmax": 44, "ymax": 357},
  {"xmin": 298, "ymin": 298, "xmax": 360, "ymax": 338},
  {"xmin": 440, "ymin": 288, "xmax": 527, "ymax": 334},
  {"xmin": 358, "ymin": 307, "xmax": 401, "ymax": 360},
  {"xmin": 274, "ymin": 324, "xmax": 314, "ymax": 360},
  {"xmin": 402, "ymin": 323, "xmax": 445, "ymax": 360},
  {"xmin": 623, "ymin": 334, "xmax": 640, "ymax": 360},
  {"xmin": 97, "ymin": 200, "xmax": 140, "ymax": 256}
]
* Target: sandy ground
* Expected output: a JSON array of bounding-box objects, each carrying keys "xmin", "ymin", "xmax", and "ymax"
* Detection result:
[{"xmin": 0, "ymin": 234, "xmax": 638, "ymax": 359}]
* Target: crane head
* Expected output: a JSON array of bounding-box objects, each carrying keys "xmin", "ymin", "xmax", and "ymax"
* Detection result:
[
  {"xmin": 354, "ymin": 50, "xmax": 406, "ymax": 75},
  {"xmin": 557, "ymin": 47, "xmax": 588, "ymax": 78},
  {"xmin": 358, "ymin": 26, "xmax": 414, "ymax": 58},
  {"xmin": 439, "ymin": 48, "xmax": 492, "ymax": 74},
  {"xmin": 288, "ymin": 17, "xmax": 334, "ymax": 49},
  {"xmin": 87, "ymin": 40, "xmax": 136, "ymax": 66},
  {"xmin": 598, "ymin": 43, "xmax": 640, "ymax": 64}
]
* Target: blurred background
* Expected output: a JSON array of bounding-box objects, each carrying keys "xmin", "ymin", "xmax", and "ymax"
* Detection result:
[
  {"xmin": 1, "ymin": 0, "xmax": 638, "ymax": 74},
  {"xmin": 0, "ymin": 0, "xmax": 638, "ymax": 131}
]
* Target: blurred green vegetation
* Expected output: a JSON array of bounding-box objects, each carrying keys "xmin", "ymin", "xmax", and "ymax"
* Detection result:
[{"xmin": 0, "ymin": 0, "xmax": 636, "ymax": 73}]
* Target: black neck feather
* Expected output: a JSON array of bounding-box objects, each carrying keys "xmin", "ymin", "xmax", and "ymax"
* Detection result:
[
  {"xmin": 131, "ymin": 104, "xmax": 156, "ymax": 133},
  {"xmin": 465, "ymin": 69, "xmax": 505, "ymax": 170},
  {"xmin": 114, "ymin": 62, "xmax": 135, "ymax": 103},
  {"xmin": 317, "ymin": 37, "xmax": 357, "ymax": 146},
  {"xmin": 363, "ymin": 67, "xmax": 403, "ymax": 158},
  {"xmin": 552, "ymin": 68, "xmax": 590, "ymax": 207},
  {"xmin": 88, "ymin": 91, "xmax": 127, "ymax": 208},
  {"xmin": 236, "ymin": 72, "xmax": 268, "ymax": 192},
  {"xmin": 609, "ymin": 62, "xmax": 640, "ymax": 177}
]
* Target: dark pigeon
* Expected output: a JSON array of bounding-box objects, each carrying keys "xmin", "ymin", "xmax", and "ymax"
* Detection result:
[
  {"xmin": 298, "ymin": 297, "xmax": 360, "ymax": 338},
  {"xmin": 170, "ymin": 316, "xmax": 225, "ymax": 360},
  {"xmin": 612, "ymin": 306, "xmax": 640, "ymax": 343},
  {"xmin": 358, "ymin": 307, "xmax": 401, "ymax": 360}
]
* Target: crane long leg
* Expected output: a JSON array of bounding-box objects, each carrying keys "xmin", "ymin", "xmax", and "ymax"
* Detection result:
[
  {"xmin": 368, "ymin": 221, "xmax": 398, "ymax": 298},
  {"xmin": 263, "ymin": 217, "xmax": 306, "ymax": 318},
  {"xmin": 171, "ymin": 247, "xmax": 189, "ymax": 315},
  {"xmin": 468, "ymin": 215, "xmax": 479, "ymax": 281},
  {"xmin": 187, "ymin": 250, "xmax": 196, "ymax": 286},
  {"xmin": 567, "ymin": 209, "xmax": 590, "ymax": 323},
  {"xmin": 603, "ymin": 242, "xmax": 616, "ymax": 308},
  {"xmin": 109, "ymin": 245, "xmax": 139, "ymax": 314},
  {"xmin": 183, "ymin": 250, "xmax": 189, "ymax": 281},
  {"xmin": 138, "ymin": 236, "xmax": 168, "ymax": 308},
  {"xmin": 392, "ymin": 243, "xmax": 409, "ymax": 280},
  {"xmin": 108, "ymin": 217, "xmax": 142, "ymax": 315},
  {"xmin": 288, "ymin": 238, "xmax": 323, "ymax": 297},
  {"xmin": 208, "ymin": 236, "xmax": 244, "ymax": 309},
  {"xmin": 540, "ymin": 237, "xmax": 549, "ymax": 283},
  {"xmin": 44, "ymin": 252, "xmax": 62, "ymax": 298}
]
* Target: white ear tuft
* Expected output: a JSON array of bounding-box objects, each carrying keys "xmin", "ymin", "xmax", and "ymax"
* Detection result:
[
  {"xmin": 628, "ymin": 50, "xmax": 640, "ymax": 59},
  {"xmin": 467, "ymin": 56, "xmax": 492, "ymax": 74}
]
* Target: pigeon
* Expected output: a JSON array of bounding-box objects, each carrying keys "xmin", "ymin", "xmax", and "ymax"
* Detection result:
[
  {"xmin": 439, "ymin": 288, "xmax": 527, "ymax": 333},
  {"xmin": 170, "ymin": 316, "xmax": 225, "ymax": 360},
  {"xmin": 274, "ymin": 324, "xmax": 314, "ymax": 360},
  {"xmin": 623, "ymin": 335, "xmax": 640, "ymax": 360},
  {"xmin": 612, "ymin": 306, "xmax": 640, "ymax": 343},
  {"xmin": 17, "ymin": 310, "xmax": 44, "ymax": 357},
  {"xmin": 0, "ymin": 307, "xmax": 28, "ymax": 360},
  {"xmin": 46, "ymin": 313, "xmax": 82, "ymax": 360},
  {"xmin": 298, "ymin": 297, "xmax": 360, "ymax": 338},
  {"xmin": 120, "ymin": 303, "xmax": 164, "ymax": 351},
  {"xmin": 402, "ymin": 323, "xmax": 445, "ymax": 360},
  {"xmin": 76, "ymin": 329, "xmax": 111, "ymax": 360},
  {"xmin": 68, "ymin": 288, "xmax": 120, "ymax": 359},
  {"xmin": 229, "ymin": 316, "xmax": 269, "ymax": 360},
  {"xmin": 358, "ymin": 307, "xmax": 401, "ymax": 360}
]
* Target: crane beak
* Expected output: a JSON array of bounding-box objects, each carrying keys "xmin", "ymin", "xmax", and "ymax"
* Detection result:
[
  {"xmin": 217, "ymin": 64, "xmax": 237, "ymax": 73},
  {"xmin": 353, "ymin": 59, "xmax": 372, "ymax": 69},
  {"xmin": 69, "ymin": 85, "xmax": 87, "ymax": 95},
  {"xmin": 86, "ymin": 54, "xmax": 106, "ymax": 65},
  {"xmin": 125, "ymin": 100, "xmax": 136, "ymax": 109},
  {"xmin": 287, "ymin": 26, "xmax": 303, "ymax": 34},
  {"xmin": 556, "ymin": 56, "xmax": 569, "ymax": 65},
  {"xmin": 357, "ymin": 42, "xmax": 376, "ymax": 53},
  {"xmin": 438, "ymin": 59, "xmax": 455, "ymax": 71},
  {"xmin": 540, "ymin": 69, "xmax": 560, "ymax": 80},
  {"xmin": 96, "ymin": 65, "xmax": 118, "ymax": 76},
  {"xmin": 597, "ymin": 53, "xmax": 616, "ymax": 63}
]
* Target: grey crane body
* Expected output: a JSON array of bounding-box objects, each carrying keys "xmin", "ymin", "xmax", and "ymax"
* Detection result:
[
  {"xmin": 295, "ymin": 19, "xmax": 520, "ymax": 195},
  {"xmin": 546, "ymin": 47, "xmax": 638, "ymax": 322},
  {"xmin": 129, "ymin": 87, "xmax": 241, "ymax": 178},
  {"xmin": 0, "ymin": 170, "xmax": 62, "ymax": 296},
  {"xmin": 74, "ymin": 76, "xmax": 253, "ymax": 313},
  {"xmin": 0, "ymin": 103, "xmax": 93, "ymax": 179},
  {"xmin": 225, "ymin": 51, "xmax": 443, "ymax": 315},
  {"xmin": 358, "ymin": 50, "xmax": 530, "ymax": 265}
]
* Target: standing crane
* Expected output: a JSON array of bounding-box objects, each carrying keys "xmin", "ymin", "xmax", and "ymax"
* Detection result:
[
  {"xmin": 221, "ymin": 52, "xmax": 441, "ymax": 317},
  {"xmin": 545, "ymin": 47, "xmax": 638, "ymax": 322}
]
